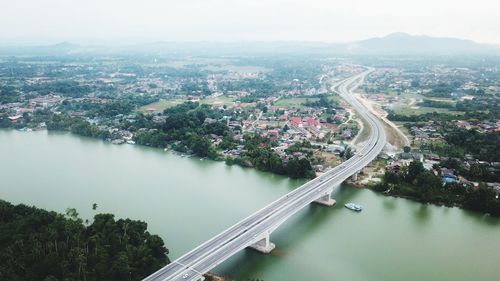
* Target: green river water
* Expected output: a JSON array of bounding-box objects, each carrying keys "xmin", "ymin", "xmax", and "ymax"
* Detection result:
[{"xmin": 0, "ymin": 129, "xmax": 499, "ymax": 281}]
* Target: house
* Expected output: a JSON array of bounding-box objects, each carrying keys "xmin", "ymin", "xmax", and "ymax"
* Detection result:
[
  {"xmin": 456, "ymin": 121, "xmax": 471, "ymax": 129},
  {"xmin": 326, "ymin": 144, "xmax": 345, "ymax": 155},
  {"xmin": 290, "ymin": 117, "xmax": 303, "ymax": 128},
  {"xmin": 267, "ymin": 129, "xmax": 280, "ymax": 137},
  {"xmin": 342, "ymin": 129, "xmax": 352, "ymax": 139},
  {"xmin": 8, "ymin": 115, "xmax": 23, "ymax": 122},
  {"xmin": 313, "ymin": 165, "xmax": 324, "ymax": 172},
  {"xmin": 441, "ymin": 168, "xmax": 457, "ymax": 184},
  {"xmin": 388, "ymin": 161, "xmax": 403, "ymax": 173},
  {"xmin": 304, "ymin": 117, "xmax": 321, "ymax": 129}
]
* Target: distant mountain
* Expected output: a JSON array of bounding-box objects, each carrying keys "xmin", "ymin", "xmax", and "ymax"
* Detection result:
[
  {"xmin": 0, "ymin": 33, "xmax": 498, "ymax": 56},
  {"xmin": 0, "ymin": 41, "xmax": 82, "ymax": 56},
  {"xmin": 341, "ymin": 32, "xmax": 499, "ymax": 55}
]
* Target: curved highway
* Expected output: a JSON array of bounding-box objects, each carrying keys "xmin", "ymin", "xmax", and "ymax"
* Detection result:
[{"xmin": 144, "ymin": 68, "xmax": 386, "ymax": 281}]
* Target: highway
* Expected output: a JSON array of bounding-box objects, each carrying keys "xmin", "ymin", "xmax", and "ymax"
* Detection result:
[{"xmin": 143, "ymin": 68, "xmax": 386, "ymax": 281}]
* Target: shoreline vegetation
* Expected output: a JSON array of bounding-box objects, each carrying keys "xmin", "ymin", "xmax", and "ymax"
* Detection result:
[
  {"xmin": 1, "ymin": 101, "xmax": 318, "ymax": 179},
  {"xmin": 368, "ymin": 161, "xmax": 500, "ymax": 216},
  {"xmin": 0, "ymin": 199, "xmax": 169, "ymax": 281},
  {"xmin": 3, "ymin": 100, "xmax": 499, "ymax": 217}
]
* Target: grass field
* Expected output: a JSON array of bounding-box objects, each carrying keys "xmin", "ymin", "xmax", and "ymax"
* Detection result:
[
  {"xmin": 274, "ymin": 95, "xmax": 339, "ymax": 109},
  {"xmin": 274, "ymin": 97, "xmax": 319, "ymax": 108},
  {"xmin": 392, "ymin": 105, "xmax": 463, "ymax": 116},
  {"xmin": 138, "ymin": 96, "xmax": 237, "ymax": 113},
  {"xmin": 137, "ymin": 99, "xmax": 181, "ymax": 113}
]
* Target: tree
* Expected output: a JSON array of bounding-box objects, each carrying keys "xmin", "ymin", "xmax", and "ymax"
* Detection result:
[
  {"xmin": 65, "ymin": 208, "xmax": 79, "ymax": 220},
  {"xmin": 432, "ymin": 163, "xmax": 441, "ymax": 174},
  {"xmin": 286, "ymin": 158, "xmax": 314, "ymax": 179},
  {"xmin": 343, "ymin": 147, "xmax": 353, "ymax": 160},
  {"xmin": 464, "ymin": 184, "xmax": 497, "ymax": 214},
  {"xmin": 0, "ymin": 199, "xmax": 170, "ymax": 281},
  {"xmin": 403, "ymin": 146, "xmax": 411, "ymax": 153},
  {"xmin": 406, "ymin": 160, "xmax": 424, "ymax": 183},
  {"xmin": 415, "ymin": 171, "xmax": 442, "ymax": 192},
  {"xmin": 384, "ymin": 171, "xmax": 400, "ymax": 184}
]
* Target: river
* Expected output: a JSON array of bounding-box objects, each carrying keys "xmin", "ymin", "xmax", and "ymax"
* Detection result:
[{"xmin": 0, "ymin": 129, "xmax": 499, "ymax": 281}]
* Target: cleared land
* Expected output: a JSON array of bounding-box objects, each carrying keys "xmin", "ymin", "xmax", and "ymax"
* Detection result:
[{"xmin": 138, "ymin": 96, "xmax": 237, "ymax": 113}]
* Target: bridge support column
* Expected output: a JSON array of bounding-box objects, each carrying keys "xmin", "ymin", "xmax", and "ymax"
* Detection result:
[
  {"xmin": 249, "ymin": 234, "xmax": 275, "ymax": 254},
  {"xmin": 314, "ymin": 194, "xmax": 336, "ymax": 206},
  {"xmin": 313, "ymin": 187, "xmax": 336, "ymax": 206},
  {"xmin": 351, "ymin": 172, "xmax": 359, "ymax": 181}
]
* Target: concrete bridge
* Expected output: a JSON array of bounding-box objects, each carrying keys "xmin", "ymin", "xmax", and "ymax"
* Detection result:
[{"xmin": 143, "ymin": 69, "xmax": 386, "ymax": 281}]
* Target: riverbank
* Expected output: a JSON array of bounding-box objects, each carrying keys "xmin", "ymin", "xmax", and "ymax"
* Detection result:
[{"xmin": 369, "ymin": 179, "xmax": 500, "ymax": 217}]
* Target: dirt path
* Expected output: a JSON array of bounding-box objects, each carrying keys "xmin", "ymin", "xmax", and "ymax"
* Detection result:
[{"xmin": 354, "ymin": 93, "xmax": 410, "ymax": 149}]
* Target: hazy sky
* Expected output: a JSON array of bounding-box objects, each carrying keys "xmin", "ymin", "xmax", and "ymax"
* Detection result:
[{"xmin": 1, "ymin": 0, "xmax": 499, "ymax": 44}]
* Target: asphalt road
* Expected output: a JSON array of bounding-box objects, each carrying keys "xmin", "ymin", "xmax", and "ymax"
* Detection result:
[{"xmin": 143, "ymin": 69, "xmax": 386, "ymax": 281}]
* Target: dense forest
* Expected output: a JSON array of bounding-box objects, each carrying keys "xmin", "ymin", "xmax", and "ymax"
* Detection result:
[{"xmin": 0, "ymin": 200, "xmax": 169, "ymax": 281}]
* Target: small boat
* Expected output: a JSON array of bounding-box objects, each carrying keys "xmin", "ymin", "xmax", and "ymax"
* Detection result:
[{"xmin": 345, "ymin": 203, "xmax": 362, "ymax": 212}]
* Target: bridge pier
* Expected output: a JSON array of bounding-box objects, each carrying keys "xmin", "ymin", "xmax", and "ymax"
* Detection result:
[
  {"xmin": 313, "ymin": 186, "xmax": 336, "ymax": 206},
  {"xmin": 249, "ymin": 234, "xmax": 276, "ymax": 254},
  {"xmin": 314, "ymin": 194, "xmax": 336, "ymax": 206},
  {"xmin": 351, "ymin": 171, "xmax": 359, "ymax": 181}
]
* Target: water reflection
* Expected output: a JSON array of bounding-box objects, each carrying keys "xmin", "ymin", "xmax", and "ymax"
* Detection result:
[
  {"xmin": 382, "ymin": 198, "xmax": 397, "ymax": 211},
  {"xmin": 413, "ymin": 204, "xmax": 431, "ymax": 224},
  {"xmin": 462, "ymin": 209, "xmax": 500, "ymax": 227}
]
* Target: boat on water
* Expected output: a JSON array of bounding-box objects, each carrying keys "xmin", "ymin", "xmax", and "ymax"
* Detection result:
[{"xmin": 345, "ymin": 203, "xmax": 362, "ymax": 212}]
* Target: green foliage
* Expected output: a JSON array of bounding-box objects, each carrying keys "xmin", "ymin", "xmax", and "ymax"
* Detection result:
[
  {"xmin": 444, "ymin": 129, "xmax": 500, "ymax": 162},
  {"xmin": 23, "ymin": 80, "xmax": 93, "ymax": 98},
  {"xmin": 0, "ymin": 199, "xmax": 169, "ymax": 281},
  {"xmin": 0, "ymin": 86, "xmax": 20, "ymax": 104},
  {"xmin": 403, "ymin": 146, "xmax": 411, "ymax": 153},
  {"xmin": 342, "ymin": 147, "xmax": 354, "ymax": 160},
  {"xmin": 387, "ymin": 111, "xmax": 458, "ymax": 122},
  {"xmin": 230, "ymin": 134, "xmax": 315, "ymax": 178},
  {"xmin": 464, "ymin": 184, "xmax": 500, "ymax": 216},
  {"xmin": 43, "ymin": 113, "xmax": 110, "ymax": 140},
  {"xmin": 131, "ymin": 102, "xmax": 229, "ymax": 159},
  {"xmin": 405, "ymin": 160, "xmax": 425, "ymax": 183},
  {"xmin": 372, "ymin": 161, "xmax": 500, "ymax": 216},
  {"xmin": 286, "ymin": 158, "xmax": 315, "ymax": 179},
  {"xmin": 302, "ymin": 95, "xmax": 337, "ymax": 108},
  {"xmin": 423, "ymin": 83, "xmax": 455, "ymax": 98}
]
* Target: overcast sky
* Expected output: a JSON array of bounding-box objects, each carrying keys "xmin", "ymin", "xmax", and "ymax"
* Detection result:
[{"xmin": 1, "ymin": 0, "xmax": 499, "ymax": 44}]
